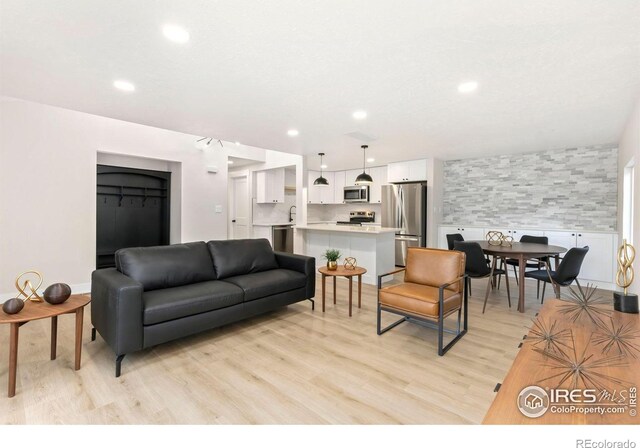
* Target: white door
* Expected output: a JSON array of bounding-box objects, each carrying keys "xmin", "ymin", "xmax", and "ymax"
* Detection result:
[{"xmin": 231, "ymin": 176, "xmax": 249, "ymax": 239}]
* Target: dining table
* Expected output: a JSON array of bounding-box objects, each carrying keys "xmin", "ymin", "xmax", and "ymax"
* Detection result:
[{"xmin": 471, "ymin": 241, "xmax": 567, "ymax": 313}]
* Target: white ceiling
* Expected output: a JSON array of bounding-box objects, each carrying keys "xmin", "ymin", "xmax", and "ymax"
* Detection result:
[{"xmin": 1, "ymin": 0, "xmax": 639, "ymax": 171}]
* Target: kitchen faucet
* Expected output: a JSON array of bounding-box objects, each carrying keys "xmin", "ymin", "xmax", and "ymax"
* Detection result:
[{"xmin": 289, "ymin": 205, "xmax": 297, "ymax": 223}]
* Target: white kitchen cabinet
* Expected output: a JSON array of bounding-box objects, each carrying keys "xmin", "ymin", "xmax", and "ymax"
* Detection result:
[
  {"xmin": 387, "ymin": 159, "xmax": 428, "ymax": 183},
  {"xmin": 544, "ymin": 230, "xmax": 578, "ymax": 251},
  {"xmin": 333, "ymin": 171, "xmax": 346, "ymax": 204},
  {"xmin": 543, "ymin": 230, "xmax": 616, "ymax": 284},
  {"xmin": 576, "ymin": 232, "xmax": 616, "ymax": 284},
  {"xmin": 308, "ymin": 170, "xmax": 334, "ymax": 204},
  {"xmin": 487, "ymin": 228, "xmax": 544, "ymax": 240},
  {"xmin": 256, "ymin": 168, "xmax": 285, "ymax": 204},
  {"xmin": 344, "ymin": 169, "xmax": 363, "ymax": 187},
  {"xmin": 320, "ymin": 172, "xmax": 334, "ymax": 204},
  {"xmin": 307, "ymin": 171, "xmax": 322, "ymax": 204},
  {"xmin": 368, "ymin": 166, "xmax": 388, "ymax": 204}
]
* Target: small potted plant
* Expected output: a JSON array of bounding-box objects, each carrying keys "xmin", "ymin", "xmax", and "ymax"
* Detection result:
[{"xmin": 323, "ymin": 248, "xmax": 341, "ymax": 271}]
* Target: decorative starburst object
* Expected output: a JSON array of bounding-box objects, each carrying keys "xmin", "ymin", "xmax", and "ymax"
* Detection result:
[
  {"xmin": 556, "ymin": 284, "xmax": 611, "ymax": 327},
  {"xmin": 593, "ymin": 317, "xmax": 640, "ymax": 358},
  {"xmin": 534, "ymin": 332, "xmax": 630, "ymax": 390},
  {"xmin": 525, "ymin": 317, "xmax": 573, "ymax": 356}
]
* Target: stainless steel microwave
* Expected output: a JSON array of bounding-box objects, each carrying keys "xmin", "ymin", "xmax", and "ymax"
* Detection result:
[{"xmin": 343, "ymin": 185, "xmax": 370, "ymax": 203}]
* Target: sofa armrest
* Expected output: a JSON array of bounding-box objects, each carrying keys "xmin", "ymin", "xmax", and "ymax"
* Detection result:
[
  {"xmin": 91, "ymin": 268, "xmax": 144, "ymax": 356},
  {"xmin": 274, "ymin": 252, "xmax": 316, "ymax": 299}
]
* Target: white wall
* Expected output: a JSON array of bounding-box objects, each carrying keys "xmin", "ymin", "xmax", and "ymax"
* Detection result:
[
  {"xmin": 618, "ymin": 97, "xmax": 640, "ymax": 294},
  {"xmin": 0, "ymin": 97, "xmax": 231, "ymax": 298}
]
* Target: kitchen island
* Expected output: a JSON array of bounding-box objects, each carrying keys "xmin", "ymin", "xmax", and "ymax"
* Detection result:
[{"xmin": 294, "ymin": 224, "xmax": 398, "ymax": 285}]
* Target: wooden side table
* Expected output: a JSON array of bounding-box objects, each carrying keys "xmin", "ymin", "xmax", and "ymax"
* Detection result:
[
  {"xmin": 0, "ymin": 294, "xmax": 91, "ymax": 397},
  {"xmin": 318, "ymin": 266, "xmax": 367, "ymax": 317}
]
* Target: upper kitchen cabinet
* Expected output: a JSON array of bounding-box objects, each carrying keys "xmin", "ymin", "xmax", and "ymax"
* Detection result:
[
  {"xmin": 333, "ymin": 170, "xmax": 346, "ymax": 204},
  {"xmin": 387, "ymin": 159, "xmax": 428, "ymax": 183},
  {"xmin": 368, "ymin": 166, "xmax": 388, "ymax": 204},
  {"xmin": 345, "ymin": 169, "xmax": 363, "ymax": 187},
  {"xmin": 256, "ymin": 168, "xmax": 285, "ymax": 204},
  {"xmin": 308, "ymin": 170, "xmax": 335, "ymax": 204}
]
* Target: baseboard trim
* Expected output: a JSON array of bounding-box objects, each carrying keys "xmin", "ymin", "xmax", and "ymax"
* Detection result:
[{"xmin": 0, "ymin": 282, "xmax": 91, "ymax": 303}]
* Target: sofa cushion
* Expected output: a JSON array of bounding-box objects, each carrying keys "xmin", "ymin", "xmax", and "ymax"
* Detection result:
[
  {"xmin": 143, "ymin": 281, "xmax": 244, "ymax": 325},
  {"xmin": 207, "ymin": 239, "xmax": 278, "ymax": 280},
  {"xmin": 116, "ymin": 242, "xmax": 216, "ymax": 291},
  {"xmin": 222, "ymin": 269, "xmax": 307, "ymax": 302}
]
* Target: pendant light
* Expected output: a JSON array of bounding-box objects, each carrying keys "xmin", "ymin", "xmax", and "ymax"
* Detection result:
[
  {"xmin": 355, "ymin": 145, "xmax": 373, "ymax": 184},
  {"xmin": 313, "ymin": 153, "xmax": 329, "ymax": 186}
]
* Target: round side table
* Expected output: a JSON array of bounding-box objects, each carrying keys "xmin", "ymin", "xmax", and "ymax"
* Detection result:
[
  {"xmin": 0, "ymin": 294, "xmax": 91, "ymax": 397},
  {"xmin": 318, "ymin": 265, "xmax": 367, "ymax": 317}
]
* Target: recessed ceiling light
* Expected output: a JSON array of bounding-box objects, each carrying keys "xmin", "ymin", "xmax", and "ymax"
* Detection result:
[
  {"xmin": 235, "ymin": 141, "xmax": 241, "ymax": 146},
  {"xmin": 458, "ymin": 81, "xmax": 478, "ymax": 93},
  {"xmin": 320, "ymin": 164, "xmax": 327, "ymax": 169},
  {"xmin": 113, "ymin": 80, "xmax": 135, "ymax": 92},
  {"xmin": 227, "ymin": 160, "xmax": 234, "ymax": 165},
  {"xmin": 163, "ymin": 24, "xmax": 190, "ymax": 43},
  {"xmin": 353, "ymin": 110, "xmax": 367, "ymax": 120},
  {"xmin": 287, "ymin": 129, "xmax": 299, "ymax": 137},
  {"xmin": 367, "ymin": 158, "xmax": 375, "ymax": 163}
]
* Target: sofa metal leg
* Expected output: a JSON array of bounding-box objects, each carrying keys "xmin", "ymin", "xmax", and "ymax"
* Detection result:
[
  {"xmin": 115, "ymin": 354, "xmax": 125, "ymax": 378},
  {"xmin": 91, "ymin": 327, "xmax": 96, "ymax": 342},
  {"xmin": 307, "ymin": 298, "xmax": 315, "ymax": 311}
]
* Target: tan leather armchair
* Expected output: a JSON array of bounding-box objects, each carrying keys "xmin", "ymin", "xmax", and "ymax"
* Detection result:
[{"xmin": 377, "ymin": 247, "xmax": 468, "ymax": 356}]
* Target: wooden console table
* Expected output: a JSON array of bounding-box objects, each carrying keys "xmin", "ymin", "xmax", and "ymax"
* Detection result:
[
  {"xmin": 0, "ymin": 294, "xmax": 90, "ymax": 397},
  {"xmin": 483, "ymin": 297, "xmax": 640, "ymax": 424}
]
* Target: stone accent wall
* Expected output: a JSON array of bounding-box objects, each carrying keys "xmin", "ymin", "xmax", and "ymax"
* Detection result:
[{"xmin": 442, "ymin": 145, "xmax": 618, "ymax": 231}]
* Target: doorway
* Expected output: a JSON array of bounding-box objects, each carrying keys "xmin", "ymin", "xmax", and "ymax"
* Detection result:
[
  {"xmin": 96, "ymin": 165, "xmax": 170, "ymax": 268},
  {"xmin": 230, "ymin": 175, "xmax": 249, "ymax": 239}
]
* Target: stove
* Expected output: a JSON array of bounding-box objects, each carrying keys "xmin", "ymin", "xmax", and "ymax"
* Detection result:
[{"xmin": 337, "ymin": 211, "xmax": 375, "ymax": 226}]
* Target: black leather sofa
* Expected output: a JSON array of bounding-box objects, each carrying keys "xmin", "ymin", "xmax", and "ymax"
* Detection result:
[{"xmin": 91, "ymin": 239, "xmax": 315, "ymax": 376}]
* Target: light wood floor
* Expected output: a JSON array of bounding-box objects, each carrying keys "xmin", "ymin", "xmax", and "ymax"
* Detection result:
[{"xmin": 0, "ymin": 273, "xmax": 546, "ymax": 424}]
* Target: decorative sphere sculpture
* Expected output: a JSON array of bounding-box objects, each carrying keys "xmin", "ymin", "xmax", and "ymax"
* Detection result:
[
  {"xmin": 2, "ymin": 298, "xmax": 25, "ymax": 315},
  {"xmin": 344, "ymin": 257, "xmax": 357, "ymax": 270},
  {"xmin": 486, "ymin": 231, "xmax": 504, "ymax": 246},
  {"xmin": 501, "ymin": 236, "xmax": 514, "ymax": 247},
  {"xmin": 43, "ymin": 283, "xmax": 72, "ymax": 305}
]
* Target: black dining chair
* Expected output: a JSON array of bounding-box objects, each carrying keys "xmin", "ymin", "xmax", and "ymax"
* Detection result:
[
  {"xmin": 447, "ymin": 233, "xmax": 504, "ymax": 295},
  {"xmin": 505, "ymin": 235, "xmax": 549, "ymax": 299},
  {"xmin": 454, "ymin": 241, "xmax": 511, "ymax": 313},
  {"xmin": 446, "ymin": 233, "xmax": 464, "ymax": 250},
  {"xmin": 524, "ymin": 246, "xmax": 589, "ymax": 303}
]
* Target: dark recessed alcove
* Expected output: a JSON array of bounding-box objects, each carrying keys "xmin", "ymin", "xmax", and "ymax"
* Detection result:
[{"xmin": 96, "ymin": 165, "xmax": 170, "ymax": 269}]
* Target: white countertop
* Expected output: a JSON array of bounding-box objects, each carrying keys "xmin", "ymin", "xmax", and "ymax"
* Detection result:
[
  {"xmin": 294, "ymin": 224, "xmax": 399, "ymax": 234},
  {"xmin": 252, "ymin": 222, "xmax": 293, "ymax": 226}
]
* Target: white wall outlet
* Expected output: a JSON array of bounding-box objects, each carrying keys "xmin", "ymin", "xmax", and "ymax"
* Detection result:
[{"xmin": 215, "ymin": 205, "xmax": 223, "ymax": 213}]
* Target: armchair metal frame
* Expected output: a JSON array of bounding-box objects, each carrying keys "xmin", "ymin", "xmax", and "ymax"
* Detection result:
[{"xmin": 377, "ymin": 269, "xmax": 468, "ymax": 356}]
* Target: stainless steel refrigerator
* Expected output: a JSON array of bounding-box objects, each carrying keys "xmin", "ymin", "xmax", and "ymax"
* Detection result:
[{"xmin": 381, "ymin": 183, "xmax": 427, "ymax": 266}]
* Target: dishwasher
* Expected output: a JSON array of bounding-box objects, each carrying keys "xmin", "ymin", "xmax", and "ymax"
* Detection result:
[{"xmin": 272, "ymin": 225, "xmax": 294, "ymax": 253}]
